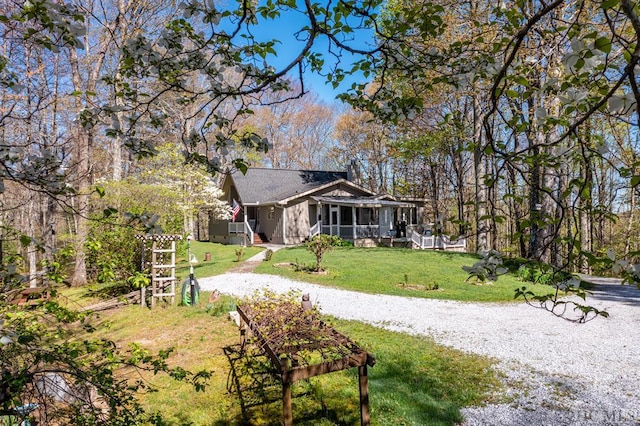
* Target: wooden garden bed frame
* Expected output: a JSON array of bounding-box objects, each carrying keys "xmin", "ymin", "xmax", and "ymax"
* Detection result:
[{"xmin": 236, "ymin": 303, "xmax": 376, "ymax": 426}]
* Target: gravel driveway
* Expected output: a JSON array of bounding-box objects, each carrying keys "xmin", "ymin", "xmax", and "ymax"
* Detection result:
[{"xmin": 198, "ymin": 272, "xmax": 640, "ymax": 425}]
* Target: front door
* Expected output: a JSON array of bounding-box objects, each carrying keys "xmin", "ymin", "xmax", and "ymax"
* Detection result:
[{"xmin": 330, "ymin": 205, "xmax": 339, "ymax": 236}]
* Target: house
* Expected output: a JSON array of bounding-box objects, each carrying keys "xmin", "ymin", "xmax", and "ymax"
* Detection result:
[{"xmin": 208, "ymin": 165, "xmax": 424, "ymax": 246}]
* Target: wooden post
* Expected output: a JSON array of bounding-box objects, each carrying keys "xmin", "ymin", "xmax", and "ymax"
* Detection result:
[
  {"xmin": 282, "ymin": 356, "xmax": 293, "ymax": 426},
  {"xmin": 283, "ymin": 380, "xmax": 293, "ymax": 426},
  {"xmin": 170, "ymin": 240, "xmax": 176, "ymax": 305},
  {"xmin": 359, "ymin": 365, "xmax": 370, "ymax": 426},
  {"xmin": 140, "ymin": 239, "xmax": 146, "ymax": 307},
  {"xmin": 151, "ymin": 240, "xmax": 157, "ymax": 308}
]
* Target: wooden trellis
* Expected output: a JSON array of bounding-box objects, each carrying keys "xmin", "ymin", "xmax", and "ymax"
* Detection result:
[
  {"xmin": 135, "ymin": 234, "xmax": 182, "ymax": 308},
  {"xmin": 236, "ymin": 298, "xmax": 376, "ymax": 425}
]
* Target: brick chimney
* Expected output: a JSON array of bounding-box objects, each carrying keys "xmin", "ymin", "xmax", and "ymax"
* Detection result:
[{"xmin": 346, "ymin": 159, "xmax": 361, "ymax": 185}]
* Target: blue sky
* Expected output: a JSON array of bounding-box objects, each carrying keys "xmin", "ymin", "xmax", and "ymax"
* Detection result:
[{"xmin": 236, "ymin": 5, "xmax": 376, "ymax": 104}]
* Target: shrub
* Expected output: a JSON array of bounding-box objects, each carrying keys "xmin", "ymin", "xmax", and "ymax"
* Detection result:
[
  {"xmin": 263, "ymin": 249, "xmax": 274, "ymax": 262},
  {"xmin": 84, "ymin": 179, "xmax": 187, "ymax": 288},
  {"xmin": 515, "ymin": 261, "xmax": 573, "ymax": 286},
  {"xmin": 305, "ymin": 234, "xmax": 343, "ymax": 272},
  {"xmin": 336, "ymin": 239, "xmax": 354, "ymax": 247},
  {"xmin": 462, "ymin": 250, "xmax": 507, "ymax": 284},
  {"xmin": 234, "ymin": 247, "xmax": 245, "ymax": 262},
  {"xmin": 206, "ymin": 294, "xmax": 237, "ymax": 317}
]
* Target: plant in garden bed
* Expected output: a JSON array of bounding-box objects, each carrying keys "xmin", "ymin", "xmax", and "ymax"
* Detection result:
[
  {"xmin": 398, "ymin": 273, "xmax": 440, "ymax": 291},
  {"xmin": 263, "ymin": 249, "xmax": 274, "ymax": 262}
]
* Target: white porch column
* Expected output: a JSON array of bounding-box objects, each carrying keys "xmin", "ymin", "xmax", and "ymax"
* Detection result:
[
  {"xmin": 282, "ymin": 206, "xmax": 287, "ymax": 243},
  {"xmin": 380, "ymin": 207, "xmax": 391, "ymax": 237},
  {"xmin": 352, "ymin": 206, "xmax": 357, "ymax": 240}
]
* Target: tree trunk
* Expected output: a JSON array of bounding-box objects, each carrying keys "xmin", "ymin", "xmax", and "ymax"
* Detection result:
[
  {"xmin": 67, "ymin": 8, "xmax": 114, "ymax": 286},
  {"xmin": 579, "ymin": 157, "xmax": 593, "ymax": 274},
  {"xmin": 70, "ymin": 131, "xmax": 91, "ymax": 287},
  {"xmin": 625, "ymin": 185, "xmax": 636, "ymax": 256},
  {"xmin": 528, "ymin": 148, "xmax": 544, "ymax": 260},
  {"xmin": 69, "ymin": 46, "xmax": 95, "ymax": 287},
  {"xmin": 28, "ymin": 198, "xmax": 38, "ymax": 288},
  {"xmin": 111, "ymin": 0, "xmax": 128, "ymax": 181},
  {"xmin": 473, "ymin": 96, "xmax": 488, "ymax": 253}
]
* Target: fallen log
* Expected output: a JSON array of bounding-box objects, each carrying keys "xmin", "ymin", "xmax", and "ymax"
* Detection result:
[{"xmin": 79, "ymin": 290, "xmax": 141, "ymax": 312}]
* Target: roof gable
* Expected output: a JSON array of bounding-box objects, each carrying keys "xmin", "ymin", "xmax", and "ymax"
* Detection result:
[{"xmin": 277, "ymin": 178, "xmax": 375, "ymax": 204}]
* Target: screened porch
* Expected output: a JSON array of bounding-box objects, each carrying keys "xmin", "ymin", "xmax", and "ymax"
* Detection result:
[{"xmin": 310, "ymin": 196, "xmax": 416, "ymax": 241}]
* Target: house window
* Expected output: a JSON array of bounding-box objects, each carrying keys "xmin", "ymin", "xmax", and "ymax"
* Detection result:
[{"xmin": 268, "ymin": 207, "xmax": 275, "ymax": 219}]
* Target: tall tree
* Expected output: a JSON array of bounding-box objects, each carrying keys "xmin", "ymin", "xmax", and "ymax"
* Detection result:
[
  {"xmin": 361, "ymin": 0, "xmax": 640, "ymax": 270},
  {"xmin": 242, "ymin": 89, "xmax": 336, "ymax": 170},
  {"xmin": 331, "ymin": 108, "xmax": 395, "ymax": 193}
]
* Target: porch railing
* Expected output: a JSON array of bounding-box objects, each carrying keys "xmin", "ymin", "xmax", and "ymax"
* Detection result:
[
  {"xmin": 229, "ymin": 220, "xmax": 254, "ymax": 246},
  {"xmin": 409, "ymin": 230, "xmax": 467, "ymax": 250},
  {"xmin": 355, "ymin": 225, "xmax": 379, "ymax": 238},
  {"xmin": 310, "ymin": 221, "xmax": 321, "ymax": 238},
  {"xmin": 410, "ymin": 230, "xmax": 423, "ymax": 247},
  {"xmin": 319, "ymin": 225, "xmax": 381, "ymax": 239}
]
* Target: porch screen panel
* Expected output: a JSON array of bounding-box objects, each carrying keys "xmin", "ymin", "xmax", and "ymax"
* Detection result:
[
  {"xmin": 322, "ymin": 204, "xmax": 330, "ymax": 223},
  {"xmin": 321, "ymin": 204, "xmax": 331, "ymax": 235},
  {"xmin": 340, "ymin": 206, "xmax": 353, "ymax": 225},
  {"xmin": 357, "ymin": 208, "xmax": 378, "ymax": 225}
]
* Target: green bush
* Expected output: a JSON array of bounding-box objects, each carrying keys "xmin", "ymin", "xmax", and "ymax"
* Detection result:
[
  {"xmin": 305, "ymin": 234, "xmax": 343, "ymax": 272},
  {"xmin": 234, "ymin": 247, "xmax": 245, "ymax": 262},
  {"xmin": 336, "ymin": 239, "xmax": 354, "ymax": 247},
  {"xmin": 84, "ymin": 179, "xmax": 187, "ymax": 293},
  {"xmin": 205, "ymin": 294, "xmax": 237, "ymax": 317},
  {"xmin": 263, "ymin": 248, "xmax": 274, "ymax": 261},
  {"xmin": 514, "ymin": 260, "xmax": 572, "ymax": 285}
]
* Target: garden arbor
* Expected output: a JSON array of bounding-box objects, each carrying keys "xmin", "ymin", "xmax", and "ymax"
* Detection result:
[{"xmin": 136, "ymin": 234, "xmax": 182, "ymax": 307}]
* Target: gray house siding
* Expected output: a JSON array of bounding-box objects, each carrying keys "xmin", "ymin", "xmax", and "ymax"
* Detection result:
[
  {"xmin": 209, "ymin": 219, "xmax": 230, "ymax": 244},
  {"xmin": 283, "ymin": 200, "xmax": 311, "ymax": 244}
]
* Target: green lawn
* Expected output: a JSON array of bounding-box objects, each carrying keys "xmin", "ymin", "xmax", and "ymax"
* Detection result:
[
  {"xmin": 253, "ymin": 246, "xmax": 554, "ymax": 302},
  {"xmin": 176, "ymin": 241, "xmax": 263, "ymax": 281},
  {"xmin": 65, "ymin": 242, "xmax": 510, "ymax": 424},
  {"xmin": 91, "ymin": 297, "xmax": 501, "ymax": 425}
]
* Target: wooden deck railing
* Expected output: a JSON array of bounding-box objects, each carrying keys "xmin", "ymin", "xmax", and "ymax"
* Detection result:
[
  {"xmin": 228, "ymin": 220, "xmax": 254, "ymax": 246},
  {"xmin": 409, "ymin": 230, "xmax": 467, "ymax": 250}
]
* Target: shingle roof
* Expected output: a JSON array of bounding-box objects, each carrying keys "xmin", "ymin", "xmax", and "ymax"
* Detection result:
[{"xmin": 231, "ymin": 168, "xmax": 348, "ymax": 204}]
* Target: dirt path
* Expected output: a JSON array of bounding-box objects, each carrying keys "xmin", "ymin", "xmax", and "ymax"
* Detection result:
[{"xmin": 226, "ymin": 245, "xmax": 286, "ymax": 273}]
